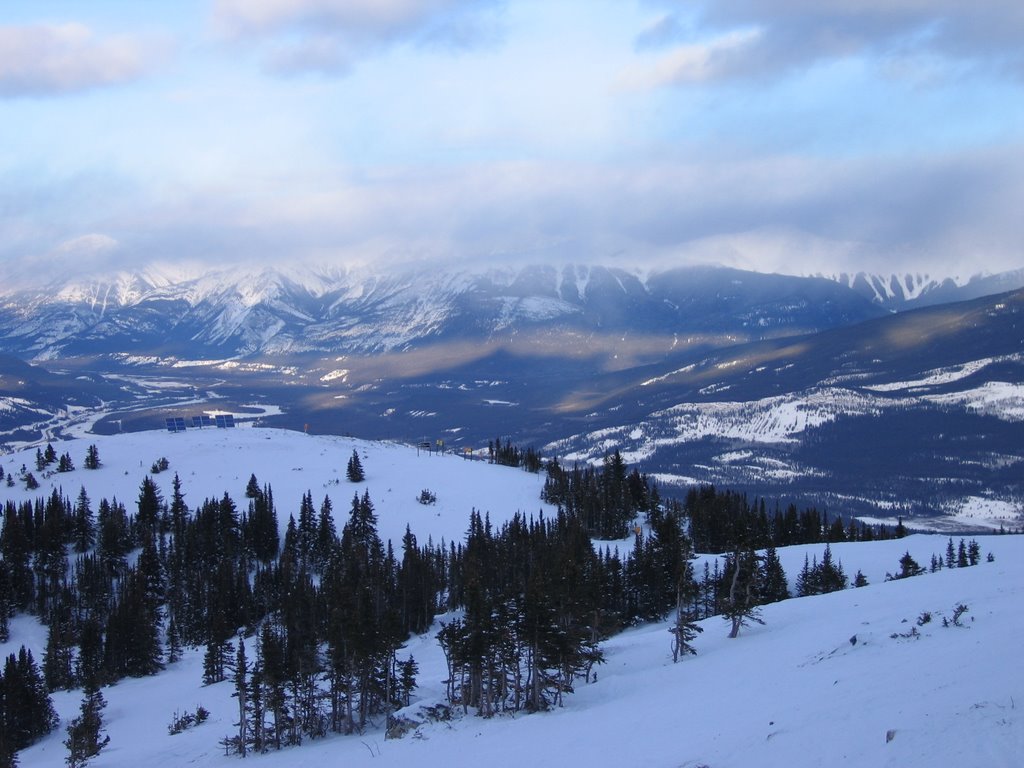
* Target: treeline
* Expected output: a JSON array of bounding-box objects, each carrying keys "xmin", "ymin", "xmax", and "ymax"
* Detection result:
[
  {"xmin": 542, "ymin": 451, "xmax": 657, "ymax": 539},
  {"xmin": 0, "ymin": 460, "xmax": 736, "ymax": 760},
  {"xmin": 488, "ymin": 438, "xmax": 543, "ymax": 473},
  {"xmin": 536, "ymin": 448, "xmax": 906, "ymax": 551},
  {"xmin": 683, "ymin": 486, "xmax": 907, "ymax": 554},
  {"xmin": 0, "ymin": 442, "xmax": 1003, "ymax": 765}
]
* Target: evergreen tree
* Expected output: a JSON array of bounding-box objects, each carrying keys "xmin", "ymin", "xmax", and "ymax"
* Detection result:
[
  {"xmin": 0, "ymin": 565, "xmax": 10, "ymax": 644},
  {"xmin": 313, "ymin": 495, "xmax": 338, "ymax": 573},
  {"xmin": 669, "ymin": 542, "xmax": 703, "ymax": 662},
  {"xmin": 816, "ymin": 544, "xmax": 847, "ymax": 593},
  {"xmin": 722, "ymin": 549, "xmax": 764, "ymax": 638},
  {"xmin": 231, "ymin": 637, "xmax": 249, "ymax": 757},
  {"xmin": 889, "ymin": 552, "xmax": 924, "ymax": 580},
  {"xmin": 0, "ymin": 505, "xmax": 34, "ymax": 611},
  {"xmin": 103, "ymin": 568, "xmax": 163, "ymax": 680},
  {"xmin": 245, "ymin": 473, "xmax": 260, "ymax": 499},
  {"xmin": 72, "ymin": 487, "xmax": 95, "ymax": 554},
  {"xmin": 395, "ymin": 656, "xmax": 417, "ymax": 708},
  {"xmin": 967, "ymin": 539, "xmax": 981, "ymax": 566},
  {"xmin": 76, "ymin": 618, "xmax": 104, "ymax": 691},
  {"xmin": 243, "ymin": 484, "xmax": 279, "ymax": 564},
  {"xmin": 84, "ymin": 444, "xmax": 101, "ymax": 470},
  {"xmin": 760, "ymin": 545, "xmax": 790, "ymax": 603},
  {"xmin": 1, "ymin": 648, "xmax": 58, "ymax": 753},
  {"xmin": 346, "ymin": 450, "xmax": 365, "ymax": 483},
  {"xmin": 957, "ymin": 539, "xmax": 969, "ymax": 568},
  {"xmin": 136, "ymin": 476, "xmax": 163, "ymax": 539},
  {"xmin": 166, "ymin": 614, "xmax": 183, "ymax": 665},
  {"xmin": 64, "ymin": 684, "xmax": 110, "ymax": 768},
  {"xmin": 43, "ymin": 593, "xmax": 78, "ymax": 691},
  {"xmin": 296, "ymin": 491, "xmax": 317, "ymax": 569},
  {"xmin": 96, "ymin": 499, "xmax": 130, "ymax": 577}
]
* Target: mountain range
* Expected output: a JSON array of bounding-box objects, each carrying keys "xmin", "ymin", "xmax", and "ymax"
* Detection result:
[{"xmin": 0, "ymin": 262, "xmax": 1021, "ymax": 530}]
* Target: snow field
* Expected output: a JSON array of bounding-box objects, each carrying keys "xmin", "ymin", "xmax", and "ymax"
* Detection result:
[{"xmin": 2, "ymin": 427, "xmax": 1022, "ymax": 768}]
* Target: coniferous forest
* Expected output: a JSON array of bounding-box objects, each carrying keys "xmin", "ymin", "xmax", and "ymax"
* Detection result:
[{"xmin": 0, "ymin": 441, "xmax": 997, "ymax": 765}]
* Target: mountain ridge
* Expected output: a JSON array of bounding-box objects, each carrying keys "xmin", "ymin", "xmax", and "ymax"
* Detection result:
[{"xmin": 0, "ymin": 264, "xmax": 886, "ymax": 360}]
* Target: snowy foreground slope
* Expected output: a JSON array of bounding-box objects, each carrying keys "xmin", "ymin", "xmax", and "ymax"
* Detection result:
[{"xmin": 3, "ymin": 427, "xmax": 1023, "ymax": 768}]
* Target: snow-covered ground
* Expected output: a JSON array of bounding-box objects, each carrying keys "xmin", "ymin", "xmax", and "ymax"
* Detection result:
[
  {"xmin": 2, "ymin": 425, "xmax": 555, "ymax": 549},
  {"xmin": 3, "ymin": 427, "xmax": 1023, "ymax": 768}
]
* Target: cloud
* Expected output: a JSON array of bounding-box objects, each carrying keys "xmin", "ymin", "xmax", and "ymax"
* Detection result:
[
  {"xmin": 0, "ymin": 23, "xmax": 162, "ymax": 97},
  {"xmin": 635, "ymin": 1, "xmax": 1024, "ymax": 84},
  {"xmin": 6, "ymin": 140, "xmax": 1021, "ymax": 286},
  {"xmin": 211, "ymin": 0, "xmax": 504, "ymax": 76},
  {"xmin": 634, "ymin": 13, "xmax": 688, "ymax": 52},
  {"xmin": 620, "ymin": 27, "xmax": 762, "ymax": 88}
]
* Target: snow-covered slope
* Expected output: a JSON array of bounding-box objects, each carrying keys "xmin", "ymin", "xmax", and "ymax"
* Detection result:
[
  {"xmin": 822, "ymin": 268, "xmax": 1024, "ymax": 310},
  {"xmin": 0, "ymin": 264, "xmax": 884, "ymax": 359},
  {"xmin": 3, "ymin": 427, "xmax": 1022, "ymax": 768},
  {"xmin": 548, "ymin": 289, "xmax": 1024, "ymax": 525},
  {"xmin": 1, "ymin": 424, "xmax": 555, "ymax": 548}
]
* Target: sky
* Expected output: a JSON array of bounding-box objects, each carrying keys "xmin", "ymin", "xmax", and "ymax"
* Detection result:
[{"xmin": 1, "ymin": 0, "xmax": 1023, "ymax": 284}]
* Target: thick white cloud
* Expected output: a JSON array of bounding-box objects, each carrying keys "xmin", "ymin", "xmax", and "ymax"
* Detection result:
[
  {"xmin": 212, "ymin": 0, "xmax": 503, "ymax": 75},
  {"xmin": 638, "ymin": 1, "xmax": 1024, "ymax": 83},
  {"xmin": 0, "ymin": 23, "xmax": 160, "ymax": 97}
]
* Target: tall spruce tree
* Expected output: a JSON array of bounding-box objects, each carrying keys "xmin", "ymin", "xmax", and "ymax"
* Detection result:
[
  {"xmin": 761, "ymin": 545, "xmax": 790, "ymax": 603},
  {"xmin": 345, "ymin": 450, "xmax": 365, "ymax": 483},
  {"xmin": 64, "ymin": 684, "xmax": 110, "ymax": 768}
]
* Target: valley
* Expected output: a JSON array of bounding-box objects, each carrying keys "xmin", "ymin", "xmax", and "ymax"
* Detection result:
[{"xmin": 0, "ymin": 264, "xmax": 1022, "ymax": 532}]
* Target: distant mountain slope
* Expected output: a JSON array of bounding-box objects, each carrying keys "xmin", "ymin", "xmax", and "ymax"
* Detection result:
[
  {"xmin": 822, "ymin": 268, "xmax": 1024, "ymax": 310},
  {"xmin": 0, "ymin": 264, "xmax": 884, "ymax": 360},
  {"xmin": 546, "ymin": 288, "xmax": 1024, "ymax": 525}
]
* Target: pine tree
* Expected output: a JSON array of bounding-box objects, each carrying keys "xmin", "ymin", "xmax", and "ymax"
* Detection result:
[
  {"xmin": 245, "ymin": 473, "xmax": 260, "ymax": 499},
  {"xmin": 72, "ymin": 487, "xmax": 95, "ymax": 554},
  {"xmin": 669, "ymin": 544, "xmax": 703, "ymax": 661},
  {"xmin": 166, "ymin": 614, "xmax": 183, "ymax": 664},
  {"xmin": 967, "ymin": 539, "xmax": 981, "ymax": 566},
  {"xmin": 76, "ymin": 618, "xmax": 104, "ymax": 691},
  {"xmin": 64, "ymin": 684, "xmax": 110, "ymax": 768},
  {"xmin": 296, "ymin": 491, "xmax": 317, "ymax": 569},
  {"xmin": 136, "ymin": 476, "xmax": 163, "ymax": 538},
  {"xmin": 2, "ymin": 648, "xmax": 58, "ymax": 753},
  {"xmin": 244, "ymin": 483, "xmax": 279, "ymax": 564},
  {"xmin": 43, "ymin": 593, "xmax": 78, "ymax": 691},
  {"xmin": 0, "ymin": 506, "xmax": 35, "ymax": 611},
  {"xmin": 957, "ymin": 539, "xmax": 969, "ymax": 568},
  {"xmin": 313, "ymin": 495, "xmax": 338, "ymax": 573},
  {"xmin": 817, "ymin": 544, "xmax": 847, "ymax": 593},
  {"xmin": 722, "ymin": 549, "xmax": 764, "ymax": 639},
  {"xmin": 84, "ymin": 444, "xmax": 101, "ymax": 470},
  {"xmin": 889, "ymin": 552, "xmax": 924, "ymax": 580},
  {"xmin": 0, "ymin": 566, "xmax": 10, "ymax": 643},
  {"xmin": 231, "ymin": 637, "xmax": 249, "ymax": 757},
  {"xmin": 345, "ymin": 450, "xmax": 365, "ymax": 483},
  {"xmin": 398, "ymin": 656, "xmax": 418, "ymax": 708},
  {"xmin": 760, "ymin": 545, "xmax": 790, "ymax": 603}
]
